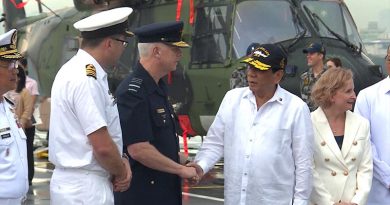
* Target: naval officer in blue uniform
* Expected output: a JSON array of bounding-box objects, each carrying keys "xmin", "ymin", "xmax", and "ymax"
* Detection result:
[{"xmin": 115, "ymin": 21, "xmax": 197, "ymax": 205}]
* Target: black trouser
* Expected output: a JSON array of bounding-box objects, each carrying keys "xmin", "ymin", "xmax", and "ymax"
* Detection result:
[{"xmin": 25, "ymin": 126, "xmax": 35, "ymax": 183}]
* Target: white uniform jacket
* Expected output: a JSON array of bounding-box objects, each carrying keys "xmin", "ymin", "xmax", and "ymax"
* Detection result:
[
  {"xmin": 195, "ymin": 86, "xmax": 314, "ymax": 205},
  {"xmin": 310, "ymin": 108, "xmax": 373, "ymax": 205},
  {"xmin": 0, "ymin": 98, "xmax": 28, "ymax": 199},
  {"xmin": 49, "ymin": 49, "xmax": 122, "ymax": 173}
]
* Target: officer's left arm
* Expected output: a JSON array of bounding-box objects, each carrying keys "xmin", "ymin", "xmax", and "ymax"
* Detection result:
[
  {"xmin": 291, "ymin": 104, "xmax": 314, "ymax": 205},
  {"xmin": 73, "ymin": 76, "xmax": 107, "ymax": 134},
  {"xmin": 73, "ymin": 76, "xmax": 126, "ymax": 180}
]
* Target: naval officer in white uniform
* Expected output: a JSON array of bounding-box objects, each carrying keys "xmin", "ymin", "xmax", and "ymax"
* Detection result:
[
  {"xmin": 0, "ymin": 29, "xmax": 28, "ymax": 205},
  {"xmin": 49, "ymin": 7, "xmax": 133, "ymax": 205}
]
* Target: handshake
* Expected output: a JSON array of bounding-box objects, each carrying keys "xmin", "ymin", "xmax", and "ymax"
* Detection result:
[{"xmin": 177, "ymin": 153, "xmax": 204, "ymax": 185}]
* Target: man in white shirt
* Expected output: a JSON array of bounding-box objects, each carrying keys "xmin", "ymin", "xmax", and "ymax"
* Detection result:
[
  {"xmin": 189, "ymin": 44, "xmax": 314, "ymax": 205},
  {"xmin": 355, "ymin": 45, "xmax": 390, "ymax": 205},
  {"xmin": 49, "ymin": 7, "xmax": 133, "ymax": 205},
  {"xmin": 0, "ymin": 29, "xmax": 28, "ymax": 205}
]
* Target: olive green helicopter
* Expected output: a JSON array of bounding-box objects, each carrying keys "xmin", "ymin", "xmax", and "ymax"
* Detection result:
[{"xmin": 2, "ymin": 0, "xmax": 385, "ymax": 136}]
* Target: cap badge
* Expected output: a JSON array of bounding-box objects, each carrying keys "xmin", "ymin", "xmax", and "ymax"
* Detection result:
[
  {"xmin": 86, "ymin": 64, "xmax": 97, "ymax": 79},
  {"xmin": 253, "ymin": 47, "xmax": 270, "ymax": 58}
]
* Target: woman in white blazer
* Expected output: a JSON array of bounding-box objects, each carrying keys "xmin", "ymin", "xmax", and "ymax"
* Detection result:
[{"xmin": 310, "ymin": 67, "xmax": 373, "ymax": 205}]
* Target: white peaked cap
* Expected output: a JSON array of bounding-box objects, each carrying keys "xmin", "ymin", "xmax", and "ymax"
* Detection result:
[
  {"xmin": 0, "ymin": 29, "xmax": 22, "ymax": 60},
  {"xmin": 74, "ymin": 7, "xmax": 134, "ymax": 39}
]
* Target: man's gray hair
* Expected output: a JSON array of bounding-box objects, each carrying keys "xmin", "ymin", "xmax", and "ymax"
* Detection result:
[{"xmin": 138, "ymin": 43, "xmax": 154, "ymax": 57}]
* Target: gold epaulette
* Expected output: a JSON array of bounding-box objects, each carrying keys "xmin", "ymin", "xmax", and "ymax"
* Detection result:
[{"xmin": 86, "ymin": 64, "xmax": 97, "ymax": 79}]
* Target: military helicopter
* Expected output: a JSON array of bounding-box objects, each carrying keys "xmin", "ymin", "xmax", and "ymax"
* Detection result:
[{"xmin": 2, "ymin": 0, "xmax": 385, "ymax": 136}]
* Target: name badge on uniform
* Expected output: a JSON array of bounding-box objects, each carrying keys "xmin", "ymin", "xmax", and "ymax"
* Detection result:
[
  {"xmin": 1, "ymin": 133, "xmax": 11, "ymax": 139},
  {"xmin": 0, "ymin": 127, "xmax": 11, "ymax": 133},
  {"xmin": 156, "ymin": 108, "xmax": 167, "ymax": 120},
  {"xmin": 156, "ymin": 108, "xmax": 165, "ymax": 114}
]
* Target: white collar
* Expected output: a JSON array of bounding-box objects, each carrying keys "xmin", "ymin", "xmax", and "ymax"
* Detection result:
[
  {"xmin": 243, "ymin": 85, "xmax": 285, "ymax": 105},
  {"xmin": 380, "ymin": 76, "xmax": 390, "ymax": 94}
]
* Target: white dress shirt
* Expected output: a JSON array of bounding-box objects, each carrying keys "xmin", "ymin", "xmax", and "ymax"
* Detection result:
[
  {"xmin": 0, "ymin": 99, "xmax": 28, "ymax": 200},
  {"xmin": 355, "ymin": 76, "xmax": 390, "ymax": 205},
  {"xmin": 49, "ymin": 49, "xmax": 122, "ymax": 173},
  {"xmin": 195, "ymin": 86, "xmax": 314, "ymax": 205}
]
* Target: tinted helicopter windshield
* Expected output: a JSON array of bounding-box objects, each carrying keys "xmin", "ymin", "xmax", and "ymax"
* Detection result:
[
  {"xmin": 301, "ymin": 1, "xmax": 363, "ymax": 48},
  {"xmin": 232, "ymin": 0, "xmax": 306, "ymax": 58}
]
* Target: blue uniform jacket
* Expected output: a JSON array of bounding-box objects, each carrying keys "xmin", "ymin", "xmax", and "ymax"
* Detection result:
[{"xmin": 115, "ymin": 61, "xmax": 182, "ymax": 205}]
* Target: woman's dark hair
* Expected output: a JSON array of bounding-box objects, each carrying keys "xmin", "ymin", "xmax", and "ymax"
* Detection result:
[
  {"xmin": 16, "ymin": 67, "xmax": 26, "ymax": 93},
  {"xmin": 326, "ymin": 57, "xmax": 342, "ymax": 67}
]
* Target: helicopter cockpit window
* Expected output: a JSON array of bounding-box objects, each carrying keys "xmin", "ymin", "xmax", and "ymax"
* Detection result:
[
  {"xmin": 341, "ymin": 5, "xmax": 364, "ymax": 50},
  {"xmin": 301, "ymin": 1, "xmax": 364, "ymax": 47},
  {"xmin": 191, "ymin": 1, "xmax": 231, "ymax": 66},
  {"xmin": 232, "ymin": 0, "xmax": 306, "ymax": 58}
]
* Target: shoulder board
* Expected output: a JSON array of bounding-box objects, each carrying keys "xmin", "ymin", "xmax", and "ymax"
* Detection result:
[
  {"xmin": 3, "ymin": 96, "xmax": 15, "ymax": 106},
  {"xmin": 127, "ymin": 77, "xmax": 144, "ymax": 94},
  {"xmin": 86, "ymin": 64, "xmax": 97, "ymax": 79}
]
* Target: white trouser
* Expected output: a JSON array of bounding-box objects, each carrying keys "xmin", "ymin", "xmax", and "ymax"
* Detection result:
[
  {"xmin": 0, "ymin": 197, "xmax": 24, "ymax": 205},
  {"xmin": 50, "ymin": 168, "xmax": 113, "ymax": 205}
]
